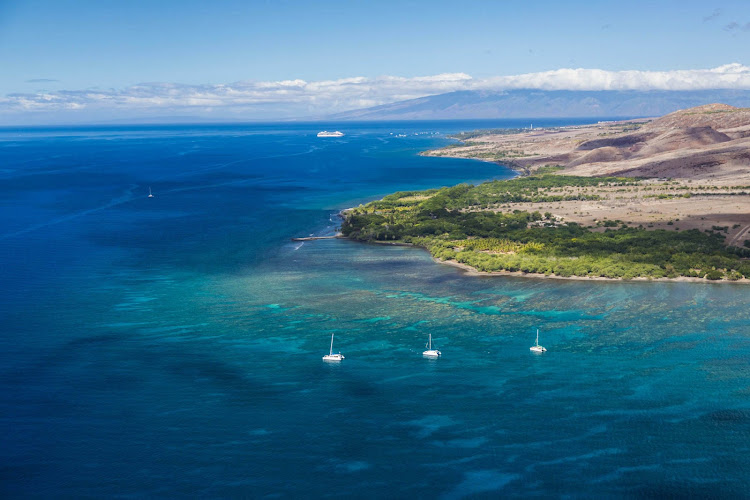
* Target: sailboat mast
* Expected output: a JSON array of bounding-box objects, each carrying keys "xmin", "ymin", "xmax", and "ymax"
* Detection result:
[
  {"xmin": 536, "ymin": 329, "xmax": 539, "ymax": 346},
  {"xmin": 330, "ymin": 333, "xmax": 335, "ymax": 355}
]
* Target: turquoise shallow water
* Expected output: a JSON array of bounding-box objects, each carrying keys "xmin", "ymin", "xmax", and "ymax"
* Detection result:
[{"xmin": 1, "ymin": 121, "xmax": 749, "ymax": 497}]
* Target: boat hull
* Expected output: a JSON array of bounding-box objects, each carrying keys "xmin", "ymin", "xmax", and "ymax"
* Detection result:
[
  {"xmin": 322, "ymin": 354, "xmax": 345, "ymax": 361},
  {"xmin": 422, "ymin": 350, "xmax": 441, "ymax": 357}
]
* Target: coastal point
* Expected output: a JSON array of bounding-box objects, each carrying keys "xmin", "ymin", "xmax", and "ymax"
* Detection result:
[{"xmin": 343, "ymin": 104, "xmax": 750, "ymax": 282}]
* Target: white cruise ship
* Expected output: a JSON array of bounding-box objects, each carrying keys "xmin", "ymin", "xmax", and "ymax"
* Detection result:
[{"xmin": 317, "ymin": 130, "xmax": 344, "ymax": 137}]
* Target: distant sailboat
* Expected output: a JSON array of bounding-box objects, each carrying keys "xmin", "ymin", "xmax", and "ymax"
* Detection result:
[
  {"xmin": 423, "ymin": 333, "xmax": 441, "ymax": 358},
  {"xmin": 148, "ymin": 186, "xmax": 154, "ymax": 198},
  {"xmin": 322, "ymin": 333, "xmax": 344, "ymax": 361},
  {"xmin": 530, "ymin": 329, "xmax": 546, "ymax": 353}
]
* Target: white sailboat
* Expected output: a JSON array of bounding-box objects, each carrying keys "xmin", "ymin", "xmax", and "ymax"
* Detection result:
[
  {"xmin": 322, "ymin": 333, "xmax": 344, "ymax": 361},
  {"xmin": 148, "ymin": 186, "xmax": 154, "ymax": 198},
  {"xmin": 530, "ymin": 329, "xmax": 547, "ymax": 353},
  {"xmin": 422, "ymin": 333, "xmax": 441, "ymax": 358}
]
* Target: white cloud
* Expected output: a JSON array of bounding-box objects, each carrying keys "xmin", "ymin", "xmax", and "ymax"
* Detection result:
[
  {"xmin": 479, "ymin": 63, "xmax": 750, "ymax": 91},
  {"xmin": 2, "ymin": 64, "xmax": 750, "ymax": 120}
]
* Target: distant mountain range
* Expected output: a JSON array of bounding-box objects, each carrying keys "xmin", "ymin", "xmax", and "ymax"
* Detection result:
[{"xmin": 327, "ymin": 89, "xmax": 750, "ymax": 121}]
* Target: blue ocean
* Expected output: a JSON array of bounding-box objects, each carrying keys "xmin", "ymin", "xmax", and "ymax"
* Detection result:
[{"xmin": 1, "ymin": 120, "xmax": 749, "ymax": 498}]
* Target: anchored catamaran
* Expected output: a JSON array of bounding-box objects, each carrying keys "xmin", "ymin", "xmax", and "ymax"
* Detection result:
[
  {"xmin": 423, "ymin": 333, "xmax": 441, "ymax": 358},
  {"xmin": 530, "ymin": 329, "xmax": 547, "ymax": 353},
  {"xmin": 322, "ymin": 333, "xmax": 345, "ymax": 361}
]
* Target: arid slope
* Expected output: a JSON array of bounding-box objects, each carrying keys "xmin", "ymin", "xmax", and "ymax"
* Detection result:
[{"xmin": 422, "ymin": 103, "xmax": 750, "ymax": 247}]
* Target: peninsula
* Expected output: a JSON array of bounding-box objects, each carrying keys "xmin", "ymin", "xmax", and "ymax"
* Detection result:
[{"xmin": 341, "ymin": 104, "xmax": 750, "ymax": 281}]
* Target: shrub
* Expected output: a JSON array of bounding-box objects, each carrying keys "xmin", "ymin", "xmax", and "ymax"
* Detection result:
[{"xmin": 705, "ymin": 269, "xmax": 724, "ymax": 280}]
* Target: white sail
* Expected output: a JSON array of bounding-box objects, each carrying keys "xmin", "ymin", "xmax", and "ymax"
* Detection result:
[
  {"xmin": 530, "ymin": 328, "xmax": 547, "ymax": 353},
  {"xmin": 423, "ymin": 333, "xmax": 441, "ymax": 357},
  {"xmin": 323, "ymin": 333, "xmax": 344, "ymax": 361}
]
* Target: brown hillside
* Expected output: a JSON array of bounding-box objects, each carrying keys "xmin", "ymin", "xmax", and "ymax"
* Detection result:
[
  {"xmin": 423, "ymin": 103, "xmax": 750, "ymax": 250},
  {"xmin": 567, "ymin": 146, "xmax": 626, "ymax": 167},
  {"xmin": 528, "ymin": 104, "xmax": 750, "ymax": 180},
  {"xmin": 576, "ymin": 132, "xmax": 657, "ymax": 151},
  {"xmin": 632, "ymin": 127, "xmax": 731, "ymax": 158},
  {"xmin": 426, "ymin": 103, "xmax": 750, "ymax": 182},
  {"xmin": 644, "ymin": 103, "xmax": 750, "ymax": 131}
]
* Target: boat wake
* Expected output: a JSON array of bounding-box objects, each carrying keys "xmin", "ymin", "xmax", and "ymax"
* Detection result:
[{"xmin": 0, "ymin": 184, "xmax": 139, "ymax": 240}]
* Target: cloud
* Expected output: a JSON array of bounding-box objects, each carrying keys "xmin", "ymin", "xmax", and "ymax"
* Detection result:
[
  {"xmin": 25, "ymin": 78, "xmax": 60, "ymax": 83},
  {"xmin": 2, "ymin": 64, "xmax": 750, "ymax": 119},
  {"xmin": 477, "ymin": 63, "xmax": 750, "ymax": 91},
  {"xmin": 703, "ymin": 9, "xmax": 721, "ymax": 22},
  {"xmin": 0, "ymin": 73, "xmax": 474, "ymax": 118},
  {"xmin": 724, "ymin": 21, "xmax": 750, "ymax": 32}
]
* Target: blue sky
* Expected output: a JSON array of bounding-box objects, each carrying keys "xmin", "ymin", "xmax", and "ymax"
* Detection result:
[{"xmin": 1, "ymin": 0, "xmax": 749, "ymax": 123}]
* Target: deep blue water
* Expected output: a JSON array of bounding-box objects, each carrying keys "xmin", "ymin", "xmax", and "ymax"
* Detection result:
[{"xmin": 1, "ymin": 120, "xmax": 749, "ymax": 498}]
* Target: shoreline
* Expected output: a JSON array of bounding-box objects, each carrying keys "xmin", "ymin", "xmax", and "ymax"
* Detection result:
[
  {"xmin": 330, "ymin": 108, "xmax": 750, "ymax": 285},
  {"xmin": 417, "ymin": 151, "xmax": 529, "ymax": 176},
  {"xmin": 433, "ymin": 257, "xmax": 750, "ymax": 284},
  {"xmin": 329, "ymin": 235, "xmax": 750, "ymax": 284},
  {"xmin": 291, "ymin": 235, "xmax": 342, "ymax": 241},
  {"xmin": 333, "ymin": 217, "xmax": 750, "ymax": 285}
]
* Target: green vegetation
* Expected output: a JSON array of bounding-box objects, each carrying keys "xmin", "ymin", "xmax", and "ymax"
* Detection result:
[
  {"xmin": 620, "ymin": 123, "xmax": 645, "ymax": 132},
  {"xmin": 341, "ymin": 175, "xmax": 750, "ymax": 281},
  {"xmin": 466, "ymin": 150, "xmax": 530, "ymax": 159},
  {"xmin": 534, "ymin": 165, "xmax": 565, "ymax": 175},
  {"xmin": 440, "ymin": 141, "xmax": 485, "ymax": 149},
  {"xmin": 358, "ymin": 174, "xmax": 637, "ymax": 213},
  {"xmin": 597, "ymin": 122, "xmax": 645, "ymax": 135},
  {"xmin": 450, "ymin": 128, "xmax": 529, "ymax": 140},
  {"xmin": 644, "ymin": 193, "xmax": 693, "ymax": 199}
]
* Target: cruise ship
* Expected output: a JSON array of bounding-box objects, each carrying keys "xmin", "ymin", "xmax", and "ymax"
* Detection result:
[{"xmin": 317, "ymin": 130, "xmax": 344, "ymax": 137}]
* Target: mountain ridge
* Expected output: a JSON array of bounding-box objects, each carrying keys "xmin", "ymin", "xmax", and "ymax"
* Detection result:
[{"xmin": 328, "ymin": 89, "xmax": 750, "ymax": 121}]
